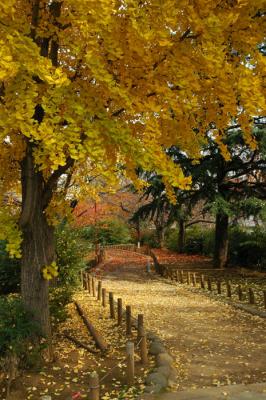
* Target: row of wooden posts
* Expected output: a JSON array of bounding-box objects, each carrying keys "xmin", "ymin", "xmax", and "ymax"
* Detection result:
[
  {"xmin": 163, "ymin": 268, "xmax": 266, "ymax": 309},
  {"xmin": 81, "ymin": 272, "xmax": 148, "ymax": 400}
]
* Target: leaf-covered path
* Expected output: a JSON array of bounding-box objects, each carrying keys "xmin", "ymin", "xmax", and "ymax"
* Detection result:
[{"xmin": 98, "ymin": 250, "xmax": 266, "ymax": 394}]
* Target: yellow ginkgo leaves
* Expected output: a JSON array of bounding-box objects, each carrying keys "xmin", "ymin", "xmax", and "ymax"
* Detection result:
[{"xmin": 42, "ymin": 262, "xmax": 59, "ymax": 280}]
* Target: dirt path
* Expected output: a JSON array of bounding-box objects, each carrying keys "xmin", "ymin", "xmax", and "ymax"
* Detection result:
[{"xmin": 98, "ymin": 251, "xmax": 266, "ymax": 392}]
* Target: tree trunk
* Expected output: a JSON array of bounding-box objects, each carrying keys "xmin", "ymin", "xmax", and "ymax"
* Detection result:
[
  {"xmin": 155, "ymin": 226, "xmax": 165, "ymax": 248},
  {"xmin": 213, "ymin": 213, "xmax": 229, "ymax": 269},
  {"xmin": 178, "ymin": 219, "xmax": 185, "ymax": 253},
  {"xmin": 136, "ymin": 218, "xmax": 141, "ymax": 244},
  {"xmin": 20, "ymin": 146, "xmax": 55, "ymax": 337}
]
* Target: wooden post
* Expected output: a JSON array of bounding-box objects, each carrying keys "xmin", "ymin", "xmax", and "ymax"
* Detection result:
[
  {"xmin": 87, "ymin": 274, "xmax": 91, "ymax": 294},
  {"xmin": 248, "ymin": 287, "xmax": 255, "ymax": 304},
  {"xmin": 175, "ymin": 270, "xmax": 178, "ymax": 282},
  {"xmin": 89, "ymin": 371, "xmax": 100, "ymax": 400},
  {"xmin": 237, "ymin": 285, "xmax": 243, "ymax": 301},
  {"xmin": 180, "ymin": 270, "xmax": 184, "ymax": 284},
  {"xmin": 226, "ymin": 281, "xmax": 232, "ymax": 298},
  {"xmin": 84, "ymin": 273, "xmax": 88, "ymax": 291},
  {"xmin": 88, "ymin": 275, "xmax": 91, "ymax": 294},
  {"xmin": 263, "ymin": 290, "xmax": 266, "ymax": 309},
  {"xmin": 217, "ymin": 281, "xmax": 221, "ymax": 295},
  {"xmin": 102, "ymin": 288, "xmax": 106, "ymax": 307},
  {"xmin": 117, "ymin": 298, "xmax": 123, "ymax": 326},
  {"xmin": 80, "ymin": 270, "xmax": 84, "ymax": 287},
  {"xmin": 97, "ymin": 281, "xmax": 102, "ymax": 301},
  {"xmin": 187, "ymin": 272, "xmax": 191, "ymax": 285},
  {"xmin": 207, "ymin": 277, "xmax": 212, "ymax": 291},
  {"xmin": 126, "ymin": 342, "xmax": 135, "ymax": 385},
  {"xmin": 192, "ymin": 273, "xmax": 196, "ymax": 287},
  {"xmin": 137, "ymin": 314, "xmax": 144, "ymax": 341},
  {"xmin": 139, "ymin": 325, "xmax": 148, "ymax": 365},
  {"xmin": 200, "ymin": 275, "xmax": 205, "ymax": 289},
  {"xmin": 126, "ymin": 305, "xmax": 132, "ymax": 335},
  {"xmin": 92, "ymin": 277, "xmax": 96, "ymax": 297},
  {"xmin": 109, "ymin": 292, "xmax": 115, "ymax": 318}
]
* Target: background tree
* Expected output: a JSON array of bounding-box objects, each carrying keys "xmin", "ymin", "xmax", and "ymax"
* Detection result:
[
  {"xmin": 133, "ymin": 126, "xmax": 266, "ymax": 266},
  {"xmin": 0, "ymin": 1, "xmax": 265, "ymax": 335}
]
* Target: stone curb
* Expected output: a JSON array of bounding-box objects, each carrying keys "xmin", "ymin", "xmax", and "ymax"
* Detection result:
[{"xmin": 142, "ymin": 332, "xmax": 177, "ymax": 395}]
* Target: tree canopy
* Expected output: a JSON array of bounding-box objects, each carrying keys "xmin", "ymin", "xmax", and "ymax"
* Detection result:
[
  {"xmin": 1, "ymin": 0, "xmax": 265, "ymax": 256},
  {"xmin": 0, "ymin": 0, "xmax": 265, "ymax": 333}
]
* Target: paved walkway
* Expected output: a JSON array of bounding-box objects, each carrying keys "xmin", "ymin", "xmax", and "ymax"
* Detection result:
[
  {"xmin": 99, "ymin": 251, "xmax": 266, "ymax": 397},
  {"xmin": 140, "ymin": 383, "xmax": 266, "ymax": 399}
]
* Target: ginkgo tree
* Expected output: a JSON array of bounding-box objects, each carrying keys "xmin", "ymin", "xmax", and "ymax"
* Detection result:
[{"xmin": 0, "ymin": 0, "xmax": 265, "ymax": 335}]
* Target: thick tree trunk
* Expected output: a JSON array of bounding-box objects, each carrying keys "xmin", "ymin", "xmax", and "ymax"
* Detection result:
[
  {"xmin": 178, "ymin": 219, "xmax": 185, "ymax": 253},
  {"xmin": 20, "ymin": 146, "xmax": 55, "ymax": 337},
  {"xmin": 213, "ymin": 213, "xmax": 229, "ymax": 269}
]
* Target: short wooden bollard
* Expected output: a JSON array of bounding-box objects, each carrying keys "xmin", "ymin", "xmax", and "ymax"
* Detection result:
[
  {"xmin": 263, "ymin": 290, "xmax": 266, "ymax": 309},
  {"xmin": 117, "ymin": 298, "xmax": 123, "ymax": 326},
  {"xmin": 207, "ymin": 277, "xmax": 212, "ymax": 291},
  {"xmin": 83, "ymin": 273, "xmax": 88, "ymax": 291},
  {"xmin": 226, "ymin": 281, "xmax": 232, "ymax": 298},
  {"xmin": 139, "ymin": 325, "xmax": 148, "ymax": 365},
  {"xmin": 88, "ymin": 275, "xmax": 91, "ymax": 294},
  {"xmin": 192, "ymin": 273, "xmax": 196, "ymax": 287},
  {"xmin": 102, "ymin": 288, "xmax": 106, "ymax": 307},
  {"xmin": 137, "ymin": 314, "xmax": 144, "ymax": 341},
  {"xmin": 109, "ymin": 292, "xmax": 115, "ymax": 318},
  {"xmin": 92, "ymin": 278, "xmax": 96, "ymax": 297},
  {"xmin": 217, "ymin": 281, "xmax": 221, "ymax": 295},
  {"xmin": 126, "ymin": 342, "xmax": 135, "ymax": 385},
  {"xmin": 126, "ymin": 305, "xmax": 132, "ymax": 335},
  {"xmin": 187, "ymin": 272, "xmax": 191, "ymax": 285},
  {"xmin": 88, "ymin": 371, "xmax": 100, "ymax": 400},
  {"xmin": 180, "ymin": 270, "xmax": 184, "ymax": 284},
  {"xmin": 200, "ymin": 275, "xmax": 205, "ymax": 289},
  {"xmin": 248, "ymin": 287, "xmax": 255, "ymax": 304},
  {"xmin": 237, "ymin": 285, "xmax": 243, "ymax": 301},
  {"xmin": 169, "ymin": 270, "xmax": 172, "ymax": 280},
  {"xmin": 175, "ymin": 270, "xmax": 178, "ymax": 282},
  {"xmin": 97, "ymin": 281, "xmax": 102, "ymax": 301},
  {"xmin": 80, "ymin": 271, "xmax": 84, "ymax": 288}
]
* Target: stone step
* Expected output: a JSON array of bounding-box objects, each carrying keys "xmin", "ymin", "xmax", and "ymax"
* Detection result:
[{"xmin": 139, "ymin": 383, "xmax": 266, "ymax": 400}]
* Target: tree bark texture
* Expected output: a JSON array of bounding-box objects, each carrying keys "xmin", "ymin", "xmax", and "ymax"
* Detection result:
[
  {"xmin": 213, "ymin": 213, "xmax": 229, "ymax": 269},
  {"xmin": 20, "ymin": 145, "xmax": 55, "ymax": 336},
  {"xmin": 178, "ymin": 218, "xmax": 185, "ymax": 253}
]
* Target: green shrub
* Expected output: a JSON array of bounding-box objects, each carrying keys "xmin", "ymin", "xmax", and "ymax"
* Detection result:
[
  {"xmin": 0, "ymin": 296, "xmax": 42, "ymax": 367},
  {"xmin": 55, "ymin": 223, "xmax": 86, "ymax": 287},
  {"xmin": 0, "ymin": 241, "xmax": 20, "ymax": 295},
  {"xmin": 141, "ymin": 229, "xmax": 160, "ymax": 248},
  {"xmin": 81, "ymin": 219, "xmax": 132, "ymax": 245},
  {"xmin": 229, "ymin": 227, "xmax": 266, "ymax": 269},
  {"xmin": 183, "ymin": 227, "xmax": 205, "ymax": 254},
  {"xmin": 165, "ymin": 226, "xmax": 215, "ymax": 254},
  {"xmin": 165, "ymin": 224, "xmax": 266, "ymax": 269},
  {"xmin": 165, "ymin": 228, "xmax": 179, "ymax": 252},
  {"xmin": 50, "ymin": 223, "xmax": 87, "ymax": 323}
]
